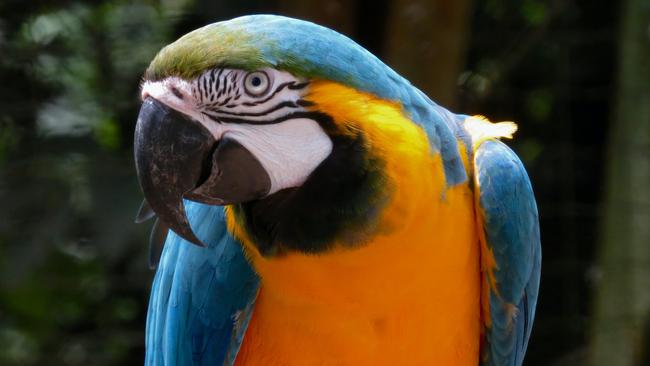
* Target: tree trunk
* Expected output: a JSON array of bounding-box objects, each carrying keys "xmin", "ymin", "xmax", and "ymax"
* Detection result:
[
  {"xmin": 384, "ymin": 0, "xmax": 471, "ymax": 108},
  {"xmin": 590, "ymin": 0, "xmax": 650, "ymax": 365},
  {"xmin": 271, "ymin": 0, "xmax": 357, "ymax": 36}
]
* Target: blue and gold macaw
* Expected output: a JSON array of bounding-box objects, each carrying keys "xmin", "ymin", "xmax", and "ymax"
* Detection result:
[{"xmin": 134, "ymin": 15, "xmax": 541, "ymax": 366}]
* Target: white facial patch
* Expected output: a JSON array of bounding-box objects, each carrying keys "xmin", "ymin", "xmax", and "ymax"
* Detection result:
[
  {"xmin": 216, "ymin": 119, "xmax": 332, "ymax": 194},
  {"xmin": 140, "ymin": 68, "xmax": 333, "ymax": 195}
]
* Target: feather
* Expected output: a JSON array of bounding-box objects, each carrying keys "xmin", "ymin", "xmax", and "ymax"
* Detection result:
[
  {"xmin": 473, "ymin": 139, "xmax": 541, "ymax": 366},
  {"xmin": 148, "ymin": 218, "xmax": 168, "ymax": 270},
  {"xmin": 145, "ymin": 200, "xmax": 259, "ymax": 366}
]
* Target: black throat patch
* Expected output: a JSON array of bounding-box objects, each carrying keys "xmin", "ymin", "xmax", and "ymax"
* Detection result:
[{"xmin": 230, "ymin": 112, "xmax": 391, "ymax": 256}]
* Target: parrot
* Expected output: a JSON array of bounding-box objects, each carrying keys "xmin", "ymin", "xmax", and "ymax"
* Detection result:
[{"xmin": 133, "ymin": 14, "xmax": 541, "ymax": 366}]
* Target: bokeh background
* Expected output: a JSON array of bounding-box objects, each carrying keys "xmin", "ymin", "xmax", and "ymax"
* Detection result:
[{"xmin": 1, "ymin": 0, "xmax": 648, "ymax": 365}]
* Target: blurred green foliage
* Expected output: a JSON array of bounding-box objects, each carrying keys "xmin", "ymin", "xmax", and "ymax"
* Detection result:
[{"xmin": 0, "ymin": 1, "xmax": 191, "ymax": 364}]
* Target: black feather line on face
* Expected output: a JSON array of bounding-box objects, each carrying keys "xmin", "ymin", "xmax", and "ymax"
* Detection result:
[
  {"xmin": 207, "ymin": 100, "xmax": 299, "ymax": 117},
  {"xmin": 202, "ymin": 110, "xmax": 324, "ymax": 126},
  {"xmin": 287, "ymin": 82, "xmax": 309, "ymax": 90},
  {"xmin": 208, "ymin": 69, "xmax": 216, "ymax": 87},
  {"xmin": 242, "ymin": 81, "xmax": 293, "ymax": 106},
  {"xmin": 202, "ymin": 74, "xmax": 209, "ymax": 100},
  {"xmin": 217, "ymin": 96, "xmax": 232, "ymax": 107},
  {"xmin": 215, "ymin": 69, "xmax": 224, "ymax": 93}
]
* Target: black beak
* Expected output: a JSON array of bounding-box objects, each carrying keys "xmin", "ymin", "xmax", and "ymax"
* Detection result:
[{"xmin": 134, "ymin": 97, "xmax": 271, "ymax": 246}]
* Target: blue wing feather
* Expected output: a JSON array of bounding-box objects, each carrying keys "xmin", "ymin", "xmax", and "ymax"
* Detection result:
[
  {"xmin": 474, "ymin": 140, "xmax": 541, "ymax": 366},
  {"xmin": 145, "ymin": 200, "xmax": 260, "ymax": 366}
]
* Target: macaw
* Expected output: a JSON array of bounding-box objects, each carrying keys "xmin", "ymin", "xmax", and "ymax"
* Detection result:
[{"xmin": 133, "ymin": 15, "xmax": 541, "ymax": 366}]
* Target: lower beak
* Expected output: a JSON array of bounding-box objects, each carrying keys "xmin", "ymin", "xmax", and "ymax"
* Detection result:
[{"xmin": 134, "ymin": 97, "xmax": 271, "ymax": 246}]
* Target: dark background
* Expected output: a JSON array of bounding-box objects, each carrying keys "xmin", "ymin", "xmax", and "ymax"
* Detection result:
[{"xmin": 0, "ymin": 0, "xmax": 648, "ymax": 365}]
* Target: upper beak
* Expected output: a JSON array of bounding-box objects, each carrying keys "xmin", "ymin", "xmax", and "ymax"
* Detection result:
[{"xmin": 134, "ymin": 97, "xmax": 271, "ymax": 246}]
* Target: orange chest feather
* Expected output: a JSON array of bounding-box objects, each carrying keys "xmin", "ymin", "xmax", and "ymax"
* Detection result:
[{"xmin": 234, "ymin": 179, "xmax": 481, "ymax": 366}]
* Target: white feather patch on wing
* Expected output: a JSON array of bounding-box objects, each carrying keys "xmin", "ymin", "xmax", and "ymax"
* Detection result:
[{"xmin": 464, "ymin": 115, "xmax": 518, "ymax": 151}]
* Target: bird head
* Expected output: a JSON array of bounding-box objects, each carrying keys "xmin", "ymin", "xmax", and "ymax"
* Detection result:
[{"xmin": 135, "ymin": 15, "xmax": 456, "ymax": 253}]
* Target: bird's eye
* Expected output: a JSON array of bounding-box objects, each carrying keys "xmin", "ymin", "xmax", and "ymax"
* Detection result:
[{"xmin": 244, "ymin": 71, "xmax": 270, "ymax": 97}]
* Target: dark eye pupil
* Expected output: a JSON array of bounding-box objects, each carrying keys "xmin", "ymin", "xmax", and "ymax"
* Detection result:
[{"xmin": 251, "ymin": 76, "xmax": 262, "ymax": 87}]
